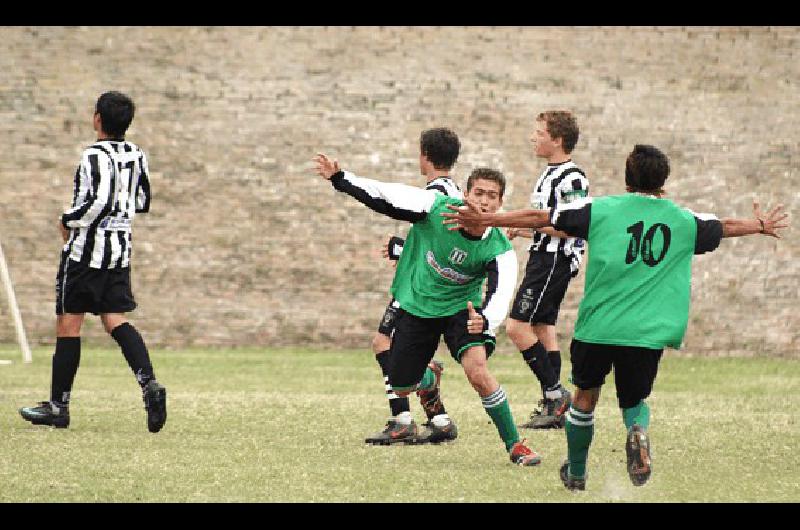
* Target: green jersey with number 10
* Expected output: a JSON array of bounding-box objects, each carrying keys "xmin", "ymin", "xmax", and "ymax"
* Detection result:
[{"xmin": 574, "ymin": 194, "xmax": 698, "ymax": 349}]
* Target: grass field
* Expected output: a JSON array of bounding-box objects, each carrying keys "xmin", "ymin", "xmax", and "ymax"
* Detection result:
[{"xmin": 0, "ymin": 344, "xmax": 798, "ymax": 502}]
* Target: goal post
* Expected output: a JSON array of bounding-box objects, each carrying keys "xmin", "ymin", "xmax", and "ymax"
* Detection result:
[{"xmin": 0, "ymin": 233, "xmax": 32, "ymax": 363}]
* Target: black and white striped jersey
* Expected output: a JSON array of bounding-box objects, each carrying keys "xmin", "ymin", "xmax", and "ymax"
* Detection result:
[
  {"xmin": 61, "ymin": 140, "xmax": 151, "ymax": 269},
  {"xmin": 528, "ymin": 160, "xmax": 589, "ymax": 272},
  {"xmin": 387, "ymin": 175, "xmax": 462, "ymax": 260}
]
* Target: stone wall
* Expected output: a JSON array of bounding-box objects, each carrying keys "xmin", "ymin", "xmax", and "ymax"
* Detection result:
[{"xmin": 0, "ymin": 26, "xmax": 797, "ymax": 356}]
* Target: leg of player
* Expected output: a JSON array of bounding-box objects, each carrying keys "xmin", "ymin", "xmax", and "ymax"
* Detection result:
[
  {"xmin": 102, "ymin": 313, "xmax": 167, "ymax": 433},
  {"xmin": 19, "ymin": 313, "xmax": 85, "ymax": 428},
  {"xmin": 459, "ymin": 346, "xmax": 541, "ymax": 466},
  {"xmin": 507, "ymin": 318, "xmax": 569, "ymax": 429},
  {"xmin": 614, "ymin": 348, "xmax": 662, "ymax": 487},
  {"xmin": 561, "ymin": 387, "xmax": 600, "ymax": 491},
  {"xmin": 414, "ymin": 359, "xmax": 457, "ymax": 444},
  {"xmin": 367, "ymin": 330, "xmax": 413, "ymax": 444}
]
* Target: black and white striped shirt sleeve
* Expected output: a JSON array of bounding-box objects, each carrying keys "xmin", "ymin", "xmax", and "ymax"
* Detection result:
[
  {"xmin": 481, "ymin": 249, "xmax": 519, "ymax": 335},
  {"xmin": 330, "ymin": 170, "xmax": 437, "ymax": 222},
  {"xmin": 62, "ymin": 148, "xmax": 115, "ymax": 229},
  {"xmin": 136, "ymin": 152, "xmax": 151, "ymax": 213}
]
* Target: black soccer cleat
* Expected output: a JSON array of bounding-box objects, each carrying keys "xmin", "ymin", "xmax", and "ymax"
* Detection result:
[
  {"xmin": 519, "ymin": 389, "xmax": 571, "ymax": 429},
  {"xmin": 416, "ymin": 419, "xmax": 458, "ymax": 444},
  {"xmin": 143, "ymin": 380, "xmax": 167, "ymax": 433},
  {"xmin": 364, "ymin": 419, "xmax": 419, "ymax": 445},
  {"xmin": 626, "ymin": 425, "xmax": 652, "ymax": 486},
  {"xmin": 560, "ymin": 460, "xmax": 587, "ymax": 491},
  {"xmin": 19, "ymin": 401, "xmax": 70, "ymax": 429}
]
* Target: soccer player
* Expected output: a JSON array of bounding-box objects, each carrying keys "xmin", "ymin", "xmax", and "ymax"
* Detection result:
[
  {"xmin": 506, "ymin": 110, "xmax": 588, "ymax": 430},
  {"xmin": 314, "ymin": 153, "xmax": 542, "ymax": 466},
  {"xmin": 367, "ymin": 128, "xmax": 463, "ymax": 446},
  {"xmin": 442, "ymin": 144, "xmax": 789, "ymax": 488},
  {"xmin": 19, "ymin": 91, "xmax": 167, "ymax": 433}
]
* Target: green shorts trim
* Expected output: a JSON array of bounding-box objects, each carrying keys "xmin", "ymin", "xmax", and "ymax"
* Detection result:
[{"xmin": 454, "ymin": 338, "xmax": 496, "ymax": 363}]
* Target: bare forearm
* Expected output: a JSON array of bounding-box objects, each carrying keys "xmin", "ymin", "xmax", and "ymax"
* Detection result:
[
  {"xmin": 486, "ymin": 209, "xmax": 551, "ymax": 229},
  {"xmin": 536, "ymin": 226, "xmax": 571, "ymax": 239},
  {"xmin": 721, "ymin": 218, "xmax": 765, "ymax": 238}
]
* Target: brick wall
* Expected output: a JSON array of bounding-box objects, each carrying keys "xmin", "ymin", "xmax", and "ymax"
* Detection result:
[{"xmin": 0, "ymin": 26, "xmax": 797, "ymax": 356}]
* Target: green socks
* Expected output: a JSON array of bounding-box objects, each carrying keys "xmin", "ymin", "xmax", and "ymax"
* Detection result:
[
  {"xmin": 481, "ymin": 386, "xmax": 519, "ymax": 451},
  {"xmin": 622, "ymin": 400, "xmax": 650, "ymax": 430},
  {"xmin": 565, "ymin": 405, "xmax": 594, "ymax": 479}
]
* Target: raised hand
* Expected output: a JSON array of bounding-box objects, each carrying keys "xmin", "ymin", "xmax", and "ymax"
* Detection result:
[
  {"xmin": 753, "ymin": 200, "xmax": 789, "ymax": 238},
  {"xmin": 442, "ymin": 201, "xmax": 487, "ymax": 232},
  {"xmin": 466, "ymin": 301, "xmax": 485, "ymax": 335},
  {"xmin": 313, "ymin": 153, "xmax": 341, "ymax": 180}
]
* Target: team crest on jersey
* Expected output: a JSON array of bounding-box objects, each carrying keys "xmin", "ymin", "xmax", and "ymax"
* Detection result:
[
  {"xmin": 426, "ymin": 251, "xmax": 474, "ymax": 285},
  {"xmin": 449, "ymin": 247, "xmax": 468, "ymax": 265}
]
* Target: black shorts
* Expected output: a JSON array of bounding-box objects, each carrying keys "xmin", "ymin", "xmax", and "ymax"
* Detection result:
[
  {"xmin": 376, "ymin": 298, "xmax": 400, "ymax": 336},
  {"xmin": 55, "ymin": 253, "xmax": 137, "ymax": 315},
  {"xmin": 388, "ymin": 308, "xmax": 496, "ymax": 391},
  {"xmin": 509, "ymin": 251, "xmax": 574, "ymax": 325},
  {"xmin": 569, "ymin": 339, "xmax": 663, "ymax": 409}
]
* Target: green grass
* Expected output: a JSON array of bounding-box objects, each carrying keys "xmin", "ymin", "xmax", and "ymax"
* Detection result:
[{"xmin": 0, "ymin": 344, "xmax": 798, "ymax": 502}]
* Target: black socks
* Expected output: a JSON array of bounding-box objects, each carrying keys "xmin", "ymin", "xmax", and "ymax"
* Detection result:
[{"xmin": 111, "ymin": 322, "xmax": 155, "ymax": 389}]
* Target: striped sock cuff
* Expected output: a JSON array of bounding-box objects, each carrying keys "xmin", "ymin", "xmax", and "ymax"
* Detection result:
[
  {"xmin": 481, "ymin": 386, "xmax": 507, "ymax": 409},
  {"xmin": 566, "ymin": 405, "xmax": 594, "ymax": 427}
]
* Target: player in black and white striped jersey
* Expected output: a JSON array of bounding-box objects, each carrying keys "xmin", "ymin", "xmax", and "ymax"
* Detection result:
[
  {"xmin": 366, "ymin": 128, "xmax": 463, "ymax": 445},
  {"xmin": 505, "ymin": 110, "xmax": 589, "ymax": 429},
  {"xmin": 20, "ymin": 92, "xmax": 166, "ymax": 433}
]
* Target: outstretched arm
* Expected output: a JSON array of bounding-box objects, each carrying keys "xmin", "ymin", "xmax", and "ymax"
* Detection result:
[
  {"xmin": 441, "ymin": 201, "xmax": 552, "ymax": 232},
  {"xmin": 721, "ymin": 201, "xmax": 788, "ymax": 238},
  {"xmin": 314, "ymin": 152, "xmax": 436, "ymax": 222}
]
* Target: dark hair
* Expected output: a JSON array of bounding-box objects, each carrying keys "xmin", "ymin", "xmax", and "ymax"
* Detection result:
[
  {"xmin": 466, "ymin": 167, "xmax": 506, "ymax": 197},
  {"xmin": 625, "ymin": 144, "xmax": 670, "ymax": 193},
  {"xmin": 420, "ymin": 128, "xmax": 460, "ymax": 170},
  {"xmin": 537, "ymin": 110, "xmax": 579, "ymax": 153},
  {"xmin": 95, "ymin": 91, "xmax": 135, "ymax": 138}
]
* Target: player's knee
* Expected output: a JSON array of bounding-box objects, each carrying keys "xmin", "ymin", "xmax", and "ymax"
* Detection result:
[
  {"xmin": 101, "ymin": 314, "xmax": 127, "ymax": 334},
  {"xmin": 371, "ymin": 333, "xmax": 390, "ymax": 354},
  {"xmin": 505, "ymin": 319, "xmax": 530, "ymax": 346},
  {"xmin": 56, "ymin": 315, "xmax": 83, "ymax": 336}
]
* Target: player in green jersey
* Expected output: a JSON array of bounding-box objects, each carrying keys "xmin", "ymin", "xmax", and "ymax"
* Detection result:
[
  {"xmin": 314, "ymin": 152, "xmax": 543, "ymax": 466},
  {"xmin": 441, "ymin": 144, "xmax": 789, "ymax": 489}
]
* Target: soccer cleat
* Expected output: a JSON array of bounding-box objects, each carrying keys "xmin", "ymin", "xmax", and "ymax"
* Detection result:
[
  {"xmin": 626, "ymin": 425, "xmax": 652, "ymax": 486},
  {"xmin": 519, "ymin": 389, "xmax": 572, "ymax": 429},
  {"xmin": 416, "ymin": 359, "xmax": 444, "ymax": 418},
  {"xmin": 364, "ymin": 419, "xmax": 419, "ymax": 445},
  {"xmin": 509, "ymin": 439, "xmax": 542, "ymax": 466},
  {"xmin": 416, "ymin": 418, "xmax": 458, "ymax": 444},
  {"xmin": 559, "ymin": 460, "xmax": 587, "ymax": 491},
  {"xmin": 143, "ymin": 380, "xmax": 167, "ymax": 433},
  {"xmin": 19, "ymin": 401, "xmax": 70, "ymax": 428}
]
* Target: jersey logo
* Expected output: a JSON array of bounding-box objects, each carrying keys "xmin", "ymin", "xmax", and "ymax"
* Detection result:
[
  {"xmin": 449, "ymin": 247, "xmax": 468, "ymax": 265},
  {"xmin": 426, "ymin": 251, "xmax": 474, "ymax": 285}
]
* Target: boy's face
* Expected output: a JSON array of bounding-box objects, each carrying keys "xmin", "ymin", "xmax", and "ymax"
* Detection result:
[
  {"xmin": 465, "ymin": 178, "xmax": 503, "ymax": 214},
  {"xmin": 531, "ymin": 119, "xmax": 559, "ymax": 158}
]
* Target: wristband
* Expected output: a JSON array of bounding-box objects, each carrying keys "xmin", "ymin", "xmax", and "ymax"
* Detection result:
[{"xmin": 759, "ymin": 219, "xmax": 765, "ymax": 233}]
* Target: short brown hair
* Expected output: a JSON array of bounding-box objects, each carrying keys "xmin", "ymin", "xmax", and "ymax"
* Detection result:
[
  {"xmin": 537, "ymin": 110, "xmax": 579, "ymax": 153},
  {"xmin": 466, "ymin": 167, "xmax": 506, "ymax": 197}
]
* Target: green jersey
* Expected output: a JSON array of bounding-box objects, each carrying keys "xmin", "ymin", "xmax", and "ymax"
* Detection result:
[
  {"xmin": 332, "ymin": 171, "xmax": 519, "ymax": 333},
  {"xmin": 552, "ymin": 193, "xmax": 723, "ymax": 349}
]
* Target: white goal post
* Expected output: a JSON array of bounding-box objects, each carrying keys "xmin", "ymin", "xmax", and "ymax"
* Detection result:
[{"xmin": 0, "ymin": 232, "xmax": 32, "ymax": 363}]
